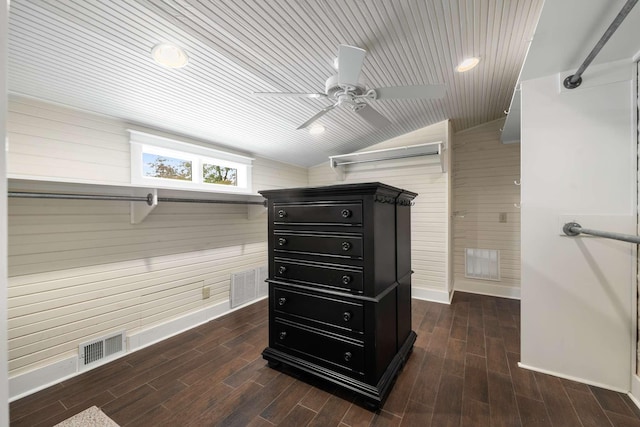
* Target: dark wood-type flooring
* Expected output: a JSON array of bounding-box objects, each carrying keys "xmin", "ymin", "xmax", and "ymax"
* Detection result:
[{"xmin": 10, "ymin": 292, "xmax": 640, "ymax": 426}]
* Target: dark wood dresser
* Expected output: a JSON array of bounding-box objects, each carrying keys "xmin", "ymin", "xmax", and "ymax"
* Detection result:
[{"xmin": 259, "ymin": 182, "xmax": 417, "ymax": 407}]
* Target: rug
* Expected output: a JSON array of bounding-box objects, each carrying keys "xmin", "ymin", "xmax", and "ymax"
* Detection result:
[{"xmin": 54, "ymin": 406, "xmax": 119, "ymax": 427}]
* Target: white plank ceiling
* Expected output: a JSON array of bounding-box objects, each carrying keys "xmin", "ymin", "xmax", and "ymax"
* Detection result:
[{"xmin": 8, "ymin": 0, "xmax": 543, "ymax": 167}]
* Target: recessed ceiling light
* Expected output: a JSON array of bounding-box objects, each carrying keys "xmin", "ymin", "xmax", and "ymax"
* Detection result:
[
  {"xmin": 455, "ymin": 57, "xmax": 480, "ymax": 72},
  {"xmin": 309, "ymin": 124, "xmax": 325, "ymax": 135},
  {"xmin": 151, "ymin": 43, "xmax": 189, "ymax": 68}
]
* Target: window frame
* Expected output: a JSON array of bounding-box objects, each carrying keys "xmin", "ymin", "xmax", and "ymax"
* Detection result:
[{"xmin": 129, "ymin": 130, "xmax": 253, "ymax": 194}]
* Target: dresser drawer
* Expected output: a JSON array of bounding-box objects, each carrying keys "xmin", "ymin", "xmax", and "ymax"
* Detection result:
[
  {"xmin": 273, "ymin": 287, "xmax": 364, "ymax": 332},
  {"xmin": 273, "ymin": 319, "xmax": 364, "ymax": 375},
  {"xmin": 274, "ymin": 258, "xmax": 363, "ymax": 293},
  {"xmin": 273, "ymin": 232, "xmax": 362, "ymax": 258},
  {"xmin": 273, "ymin": 202, "xmax": 362, "ymax": 225}
]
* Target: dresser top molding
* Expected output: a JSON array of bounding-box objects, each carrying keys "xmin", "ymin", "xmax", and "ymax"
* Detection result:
[{"xmin": 259, "ymin": 182, "xmax": 417, "ymax": 200}]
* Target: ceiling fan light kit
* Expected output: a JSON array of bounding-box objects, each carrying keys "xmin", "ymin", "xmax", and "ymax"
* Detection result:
[{"xmin": 253, "ymin": 44, "xmax": 446, "ymax": 131}]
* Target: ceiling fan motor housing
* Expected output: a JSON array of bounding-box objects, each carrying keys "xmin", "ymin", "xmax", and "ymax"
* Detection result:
[{"xmin": 324, "ymin": 74, "xmax": 367, "ymax": 98}]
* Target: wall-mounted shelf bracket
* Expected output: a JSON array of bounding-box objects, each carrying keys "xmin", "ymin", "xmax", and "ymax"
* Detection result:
[
  {"xmin": 329, "ymin": 141, "xmax": 444, "ymax": 181},
  {"xmin": 130, "ymin": 189, "xmax": 157, "ymax": 224}
]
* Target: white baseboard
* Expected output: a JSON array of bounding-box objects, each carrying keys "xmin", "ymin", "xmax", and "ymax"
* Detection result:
[
  {"xmin": 129, "ymin": 299, "xmax": 224, "ymax": 352},
  {"xmin": 8, "ymin": 296, "xmax": 267, "ymax": 401},
  {"xmin": 629, "ymin": 375, "xmax": 640, "ymax": 410},
  {"xmin": 518, "ymin": 362, "xmax": 628, "ymax": 394},
  {"xmin": 455, "ymin": 279, "xmax": 520, "ymax": 300},
  {"xmin": 9, "ymin": 356, "xmax": 77, "ymax": 402},
  {"xmin": 412, "ymin": 287, "xmax": 451, "ymax": 304}
]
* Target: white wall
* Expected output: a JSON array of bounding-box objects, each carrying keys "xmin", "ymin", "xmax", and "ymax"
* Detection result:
[
  {"xmin": 520, "ymin": 59, "xmax": 637, "ymax": 391},
  {"xmin": 452, "ymin": 119, "xmax": 521, "ymax": 298},
  {"xmin": 5, "ymin": 96, "xmax": 308, "ymax": 399},
  {"xmin": 308, "ymin": 121, "xmax": 452, "ymax": 303},
  {"xmin": 1, "ymin": 0, "xmax": 10, "ymax": 422}
]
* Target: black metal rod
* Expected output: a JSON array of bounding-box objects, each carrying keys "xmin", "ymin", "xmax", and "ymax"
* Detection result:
[
  {"xmin": 8, "ymin": 192, "xmax": 266, "ymax": 206},
  {"xmin": 563, "ymin": 0, "xmax": 638, "ymax": 89},
  {"xmin": 562, "ymin": 222, "xmax": 640, "ymax": 244},
  {"xmin": 157, "ymin": 197, "xmax": 266, "ymax": 206},
  {"xmin": 8, "ymin": 192, "xmax": 155, "ymax": 205}
]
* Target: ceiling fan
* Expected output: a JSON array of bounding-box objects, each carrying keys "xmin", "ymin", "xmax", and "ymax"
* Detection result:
[{"xmin": 253, "ymin": 44, "xmax": 446, "ymax": 130}]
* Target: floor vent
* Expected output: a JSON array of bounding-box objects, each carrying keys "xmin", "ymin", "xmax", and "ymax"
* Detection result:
[
  {"xmin": 465, "ymin": 248, "xmax": 500, "ymax": 281},
  {"xmin": 79, "ymin": 331, "xmax": 126, "ymax": 370},
  {"xmin": 231, "ymin": 266, "xmax": 268, "ymax": 308}
]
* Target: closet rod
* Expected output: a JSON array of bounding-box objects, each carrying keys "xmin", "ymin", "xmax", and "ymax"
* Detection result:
[
  {"xmin": 562, "ymin": 222, "xmax": 640, "ymax": 244},
  {"xmin": 157, "ymin": 197, "xmax": 265, "ymax": 206},
  {"xmin": 9, "ymin": 191, "xmax": 155, "ymax": 205},
  {"xmin": 8, "ymin": 192, "xmax": 266, "ymax": 206},
  {"xmin": 563, "ymin": 0, "xmax": 638, "ymax": 89}
]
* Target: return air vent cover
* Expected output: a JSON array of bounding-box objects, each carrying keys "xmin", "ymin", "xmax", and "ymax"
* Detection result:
[
  {"xmin": 230, "ymin": 266, "xmax": 268, "ymax": 308},
  {"xmin": 78, "ymin": 331, "xmax": 126, "ymax": 370},
  {"xmin": 465, "ymin": 248, "xmax": 500, "ymax": 281},
  {"xmin": 257, "ymin": 266, "xmax": 268, "ymax": 298}
]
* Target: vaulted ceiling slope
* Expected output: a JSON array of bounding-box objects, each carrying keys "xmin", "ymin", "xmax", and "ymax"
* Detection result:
[{"xmin": 8, "ymin": 0, "xmax": 543, "ymax": 167}]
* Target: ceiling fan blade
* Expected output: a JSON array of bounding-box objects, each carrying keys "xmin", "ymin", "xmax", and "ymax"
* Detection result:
[
  {"xmin": 373, "ymin": 84, "xmax": 446, "ymax": 100},
  {"xmin": 297, "ymin": 103, "xmax": 338, "ymax": 130},
  {"xmin": 253, "ymin": 92, "xmax": 327, "ymax": 99},
  {"xmin": 355, "ymin": 104, "xmax": 392, "ymax": 129},
  {"xmin": 338, "ymin": 45, "xmax": 366, "ymax": 86}
]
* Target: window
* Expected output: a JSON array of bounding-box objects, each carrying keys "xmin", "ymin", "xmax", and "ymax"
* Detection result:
[
  {"xmin": 143, "ymin": 153, "xmax": 192, "ymax": 181},
  {"xmin": 130, "ymin": 130, "xmax": 252, "ymax": 193},
  {"xmin": 203, "ymin": 162, "xmax": 237, "ymax": 185}
]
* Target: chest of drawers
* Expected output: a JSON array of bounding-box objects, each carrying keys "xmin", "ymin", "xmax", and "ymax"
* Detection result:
[{"xmin": 259, "ymin": 182, "xmax": 417, "ymax": 408}]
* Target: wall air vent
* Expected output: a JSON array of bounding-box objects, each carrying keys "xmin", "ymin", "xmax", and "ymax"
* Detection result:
[
  {"xmin": 230, "ymin": 266, "xmax": 268, "ymax": 308},
  {"xmin": 78, "ymin": 331, "xmax": 126, "ymax": 370},
  {"xmin": 257, "ymin": 266, "xmax": 268, "ymax": 298},
  {"xmin": 465, "ymin": 248, "xmax": 500, "ymax": 281}
]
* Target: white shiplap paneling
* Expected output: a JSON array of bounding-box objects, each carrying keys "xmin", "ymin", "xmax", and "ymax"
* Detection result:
[
  {"xmin": 1, "ymin": 0, "xmax": 10, "ymax": 420},
  {"xmin": 6, "ymin": 96, "xmax": 307, "ymax": 381},
  {"xmin": 309, "ymin": 120, "xmax": 451, "ymax": 301},
  {"xmin": 452, "ymin": 119, "xmax": 521, "ymax": 297}
]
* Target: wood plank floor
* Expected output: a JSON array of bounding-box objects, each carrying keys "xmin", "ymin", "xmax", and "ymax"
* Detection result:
[{"xmin": 10, "ymin": 292, "xmax": 640, "ymax": 426}]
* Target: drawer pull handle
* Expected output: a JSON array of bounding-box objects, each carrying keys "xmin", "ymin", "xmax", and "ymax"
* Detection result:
[
  {"xmin": 278, "ymin": 297, "xmax": 287, "ymax": 306},
  {"xmin": 344, "ymin": 352, "xmax": 352, "ymax": 362},
  {"xmin": 278, "ymin": 266, "xmax": 287, "ymax": 274},
  {"xmin": 278, "ymin": 238, "xmax": 287, "ymax": 246},
  {"xmin": 341, "ymin": 241, "xmax": 351, "ymax": 251},
  {"xmin": 278, "ymin": 209, "xmax": 287, "ymax": 218},
  {"xmin": 341, "ymin": 275, "xmax": 352, "ymax": 285},
  {"xmin": 343, "ymin": 311, "xmax": 352, "ymax": 322},
  {"xmin": 341, "ymin": 209, "xmax": 352, "ymax": 218},
  {"xmin": 279, "ymin": 331, "xmax": 287, "ymax": 340}
]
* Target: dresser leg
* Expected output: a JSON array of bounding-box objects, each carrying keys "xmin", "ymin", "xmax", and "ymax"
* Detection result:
[
  {"xmin": 267, "ymin": 360, "xmax": 282, "ymax": 369},
  {"xmin": 364, "ymin": 400, "xmax": 380, "ymax": 411}
]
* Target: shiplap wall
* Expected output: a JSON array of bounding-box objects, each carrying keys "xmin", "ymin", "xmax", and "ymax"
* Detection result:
[
  {"xmin": 1, "ymin": 0, "xmax": 9, "ymax": 419},
  {"xmin": 452, "ymin": 119, "xmax": 521, "ymax": 298},
  {"xmin": 6, "ymin": 95, "xmax": 307, "ymax": 381},
  {"xmin": 308, "ymin": 121, "xmax": 451, "ymax": 302}
]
